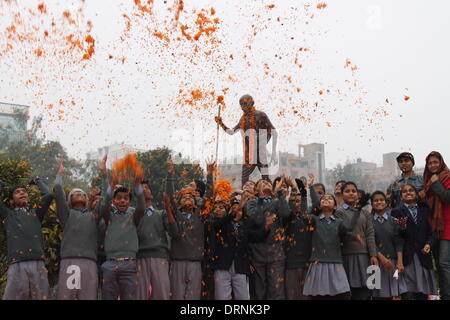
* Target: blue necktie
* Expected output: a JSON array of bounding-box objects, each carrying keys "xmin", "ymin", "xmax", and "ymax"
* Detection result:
[
  {"xmin": 377, "ymin": 216, "xmax": 384, "ymax": 224},
  {"xmin": 408, "ymin": 206, "xmax": 418, "ymax": 224}
]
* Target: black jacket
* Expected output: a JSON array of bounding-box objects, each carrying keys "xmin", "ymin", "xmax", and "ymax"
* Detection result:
[
  {"xmin": 391, "ymin": 204, "xmax": 434, "ymax": 269},
  {"xmin": 211, "ymin": 213, "xmax": 269, "ymax": 275}
]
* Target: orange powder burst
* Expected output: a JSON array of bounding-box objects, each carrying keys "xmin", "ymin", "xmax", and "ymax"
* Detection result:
[
  {"xmin": 37, "ymin": 3, "xmax": 47, "ymax": 14},
  {"xmin": 112, "ymin": 153, "xmax": 144, "ymax": 184},
  {"xmin": 317, "ymin": 3, "xmax": 327, "ymax": 9},
  {"xmin": 191, "ymin": 89, "xmax": 203, "ymax": 100},
  {"xmin": 34, "ymin": 48, "xmax": 43, "ymax": 57},
  {"xmin": 404, "ymin": 95, "xmax": 410, "ymax": 101},
  {"xmin": 201, "ymin": 179, "xmax": 234, "ymax": 215},
  {"xmin": 153, "ymin": 31, "xmax": 170, "ymax": 43}
]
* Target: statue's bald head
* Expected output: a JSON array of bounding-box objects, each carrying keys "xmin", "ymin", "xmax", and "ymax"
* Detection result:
[
  {"xmin": 239, "ymin": 94, "xmax": 255, "ymax": 113},
  {"xmin": 239, "ymin": 94, "xmax": 254, "ymax": 106}
]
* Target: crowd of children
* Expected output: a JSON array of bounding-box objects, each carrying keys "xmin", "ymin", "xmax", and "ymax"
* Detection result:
[{"xmin": 0, "ymin": 150, "xmax": 449, "ymax": 300}]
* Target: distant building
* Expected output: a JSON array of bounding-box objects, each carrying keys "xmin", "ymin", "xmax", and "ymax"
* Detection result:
[
  {"xmin": 383, "ymin": 152, "xmax": 400, "ymax": 173},
  {"xmin": 299, "ymin": 143, "xmax": 326, "ymax": 184},
  {"xmin": 0, "ymin": 102, "xmax": 29, "ymax": 149},
  {"xmin": 86, "ymin": 143, "xmax": 144, "ymax": 169},
  {"xmin": 218, "ymin": 143, "xmax": 326, "ymax": 188}
]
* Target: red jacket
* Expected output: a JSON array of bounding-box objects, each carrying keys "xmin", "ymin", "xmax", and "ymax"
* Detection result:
[{"xmin": 443, "ymin": 179, "xmax": 450, "ymax": 240}]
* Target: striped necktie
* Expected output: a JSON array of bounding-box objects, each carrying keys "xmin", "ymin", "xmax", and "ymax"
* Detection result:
[{"xmin": 408, "ymin": 206, "xmax": 418, "ymax": 224}]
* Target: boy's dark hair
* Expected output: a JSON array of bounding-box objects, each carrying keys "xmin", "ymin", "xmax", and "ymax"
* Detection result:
[
  {"xmin": 195, "ymin": 179, "xmax": 206, "ymax": 198},
  {"xmin": 141, "ymin": 179, "xmax": 152, "ymax": 194},
  {"xmin": 371, "ymin": 190, "xmax": 387, "ymax": 203},
  {"xmin": 272, "ymin": 176, "xmax": 282, "ymax": 189},
  {"xmin": 335, "ymin": 180, "xmax": 346, "ymax": 186},
  {"xmin": 357, "ymin": 189, "xmax": 371, "ymax": 208},
  {"xmin": 113, "ymin": 186, "xmax": 132, "ymax": 201},
  {"xmin": 320, "ymin": 193, "xmax": 338, "ymax": 207},
  {"xmin": 313, "ymin": 183, "xmax": 326, "ymax": 193},
  {"xmin": 9, "ymin": 185, "xmax": 27, "ymax": 200},
  {"xmin": 255, "ymin": 178, "xmax": 273, "ymax": 191},
  {"xmin": 341, "ymin": 181, "xmax": 358, "ymax": 193}
]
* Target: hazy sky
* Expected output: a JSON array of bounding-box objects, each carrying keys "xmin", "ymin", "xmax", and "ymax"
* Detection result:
[{"xmin": 1, "ymin": 0, "xmax": 448, "ymax": 169}]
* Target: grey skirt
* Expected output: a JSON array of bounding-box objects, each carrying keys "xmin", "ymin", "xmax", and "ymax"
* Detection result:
[
  {"xmin": 404, "ymin": 253, "xmax": 438, "ymax": 295},
  {"xmin": 343, "ymin": 254, "xmax": 369, "ymax": 288},
  {"xmin": 372, "ymin": 258, "xmax": 408, "ymax": 298},
  {"xmin": 303, "ymin": 263, "xmax": 350, "ymax": 296}
]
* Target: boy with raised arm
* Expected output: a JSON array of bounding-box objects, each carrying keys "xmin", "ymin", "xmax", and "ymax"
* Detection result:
[
  {"xmin": 54, "ymin": 156, "xmax": 111, "ymax": 300},
  {"xmin": 136, "ymin": 177, "xmax": 177, "ymax": 300},
  {"xmin": 0, "ymin": 177, "xmax": 53, "ymax": 300},
  {"xmin": 164, "ymin": 157, "xmax": 215, "ymax": 300},
  {"xmin": 101, "ymin": 169, "xmax": 145, "ymax": 300}
]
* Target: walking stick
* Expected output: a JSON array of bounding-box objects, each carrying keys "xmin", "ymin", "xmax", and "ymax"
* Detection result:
[{"xmin": 214, "ymin": 103, "xmax": 221, "ymax": 180}]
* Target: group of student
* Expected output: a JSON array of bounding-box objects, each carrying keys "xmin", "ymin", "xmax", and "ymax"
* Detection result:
[{"xmin": 0, "ymin": 150, "xmax": 449, "ymax": 300}]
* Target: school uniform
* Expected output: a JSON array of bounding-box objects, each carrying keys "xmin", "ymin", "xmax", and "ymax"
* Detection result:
[
  {"xmin": 165, "ymin": 172, "xmax": 213, "ymax": 300},
  {"xmin": 246, "ymin": 191, "xmax": 290, "ymax": 300},
  {"xmin": 136, "ymin": 206, "xmax": 177, "ymax": 300},
  {"xmin": 335, "ymin": 204, "xmax": 377, "ymax": 300},
  {"xmin": 284, "ymin": 186, "xmax": 318, "ymax": 300},
  {"xmin": 101, "ymin": 185, "xmax": 145, "ymax": 300},
  {"xmin": 391, "ymin": 204, "xmax": 438, "ymax": 299},
  {"xmin": 0, "ymin": 180, "xmax": 53, "ymax": 300},
  {"xmin": 212, "ymin": 212, "xmax": 269, "ymax": 300},
  {"xmin": 54, "ymin": 175, "xmax": 111, "ymax": 300},
  {"xmin": 169, "ymin": 209, "xmax": 205, "ymax": 300},
  {"xmin": 372, "ymin": 212, "xmax": 408, "ymax": 298},
  {"xmin": 303, "ymin": 208, "xmax": 361, "ymax": 298}
]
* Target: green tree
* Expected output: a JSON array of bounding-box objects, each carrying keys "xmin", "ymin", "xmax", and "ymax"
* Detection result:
[
  {"xmin": 4, "ymin": 116, "xmax": 87, "ymax": 190},
  {"xmin": 137, "ymin": 147, "xmax": 204, "ymax": 208},
  {"xmin": 327, "ymin": 162, "xmax": 374, "ymax": 192}
]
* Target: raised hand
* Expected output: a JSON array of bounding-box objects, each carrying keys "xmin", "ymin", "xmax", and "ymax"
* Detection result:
[
  {"xmin": 57, "ymin": 158, "xmax": 65, "ymax": 176},
  {"xmin": 307, "ymin": 173, "xmax": 315, "ymax": 187},
  {"xmin": 163, "ymin": 192, "xmax": 174, "ymax": 217},
  {"xmin": 274, "ymin": 177, "xmax": 284, "ymax": 194},
  {"xmin": 214, "ymin": 116, "xmax": 223, "ymax": 125},
  {"xmin": 285, "ymin": 176, "xmax": 296, "ymax": 189},
  {"xmin": 98, "ymin": 154, "xmax": 108, "ymax": 175},
  {"xmin": 167, "ymin": 156, "xmax": 175, "ymax": 174},
  {"xmin": 238, "ymin": 191, "xmax": 250, "ymax": 210},
  {"xmin": 206, "ymin": 156, "xmax": 216, "ymax": 175}
]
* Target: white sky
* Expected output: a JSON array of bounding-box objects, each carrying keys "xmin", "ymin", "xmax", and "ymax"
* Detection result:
[{"xmin": 0, "ymin": 0, "xmax": 448, "ymax": 170}]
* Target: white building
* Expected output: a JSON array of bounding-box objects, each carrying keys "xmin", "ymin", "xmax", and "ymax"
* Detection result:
[
  {"xmin": 86, "ymin": 143, "xmax": 145, "ymax": 169},
  {"xmin": 0, "ymin": 102, "xmax": 29, "ymax": 148}
]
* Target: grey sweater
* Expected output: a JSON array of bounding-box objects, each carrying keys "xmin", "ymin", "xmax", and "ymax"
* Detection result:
[
  {"xmin": 0, "ymin": 181, "xmax": 53, "ymax": 264},
  {"xmin": 373, "ymin": 214, "xmax": 404, "ymax": 259},
  {"xmin": 137, "ymin": 208, "xmax": 178, "ymax": 259},
  {"xmin": 103, "ymin": 185, "xmax": 145, "ymax": 259},
  {"xmin": 246, "ymin": 191, "xmax": 290, "ymax": 264},
  {"xmin": 54, "ymin": 174, "xmax": 111, "ymax": 261},
  {"xmin": 166, "ymin": 172, "xmax": 213, "ymax": 261},
  {"xmin": 335, "ymin": 206, "xmax": 377, "ymax": 258}
]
